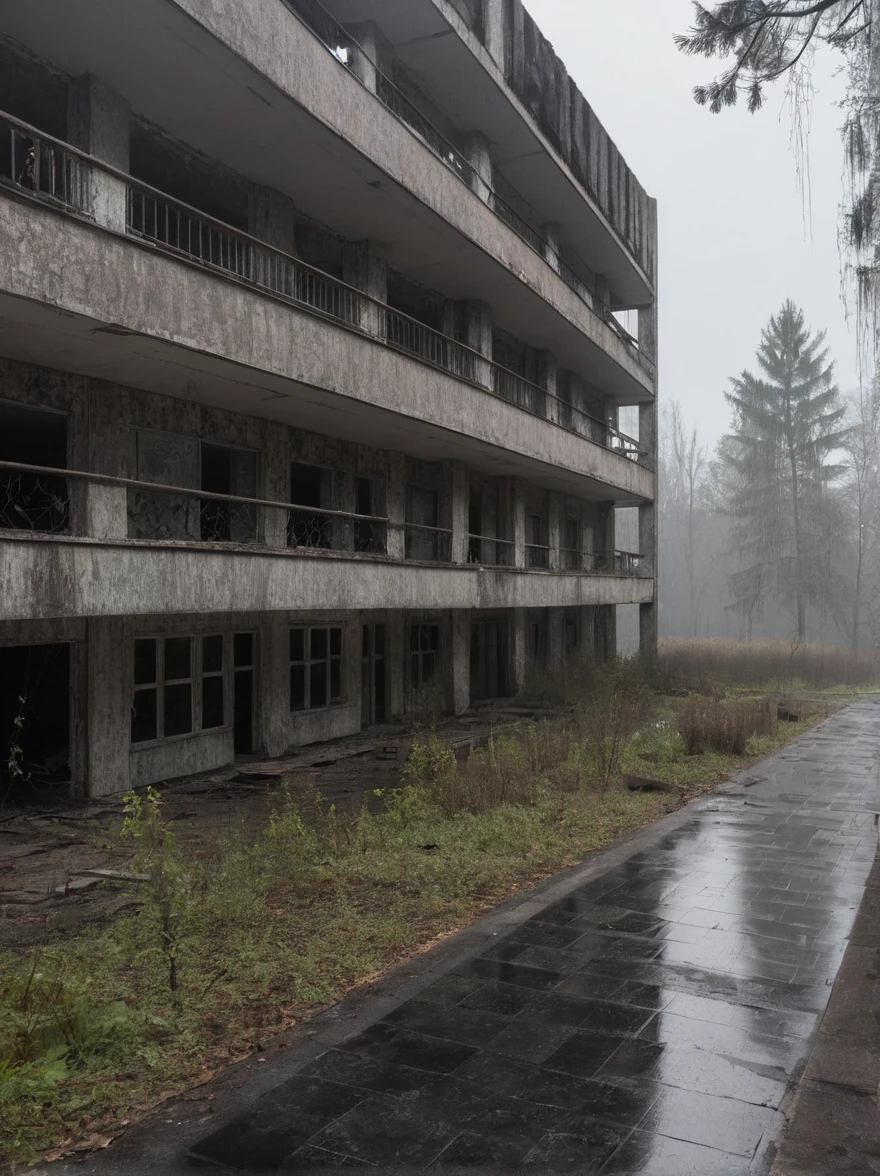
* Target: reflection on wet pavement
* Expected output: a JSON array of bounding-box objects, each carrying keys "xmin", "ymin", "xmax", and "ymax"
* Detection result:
[{"xmin": 189, "ymin": 703, "xmax": 880, "ymax": 1174}]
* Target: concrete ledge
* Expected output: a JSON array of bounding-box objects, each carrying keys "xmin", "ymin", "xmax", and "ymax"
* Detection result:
[{"xmin": 0, "ymin": 534, "xmax": 654, "ymax": 620}]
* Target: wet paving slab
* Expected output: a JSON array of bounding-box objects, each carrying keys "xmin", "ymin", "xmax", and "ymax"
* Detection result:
[{"xmin": 188, "ymin": 702, "xmax": 880, "ymax": 1175}]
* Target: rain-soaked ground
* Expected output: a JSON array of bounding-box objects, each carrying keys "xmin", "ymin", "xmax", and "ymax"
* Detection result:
[{"xmin": 173, "ymin": 700, "xmax": 880, "ymax": 1175}]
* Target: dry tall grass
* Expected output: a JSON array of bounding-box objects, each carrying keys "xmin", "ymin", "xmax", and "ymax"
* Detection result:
[
  {"xmin": 660, "ymin": 638, "xmax": 879, "ymax": 690},
  {"xmin": 676, "ymin": 695, "xmax": 776, "ymax": 755}
]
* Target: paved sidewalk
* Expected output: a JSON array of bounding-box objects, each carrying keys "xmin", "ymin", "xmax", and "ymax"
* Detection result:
[{"xmin": 66, "ymin": 702, "xmax": 880, "ymax": 1175}]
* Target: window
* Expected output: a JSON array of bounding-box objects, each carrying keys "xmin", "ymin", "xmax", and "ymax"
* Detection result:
[
  {"xmin": 0, "ymin": 402, "xmax": 69, "ymax": 533},
  {"xmin": 289, "ymin": 462, "xmax": 335, "ymax": 549},
  {"xmin": 409, "ymin": 624, "xmax": 440, "ymax": 689},
  {"xmin": 406, "ymin": 485, "xmax": 445, "ymax": 561},
  {"xmin": 290, "ymin": 627, "xmax": 344, "ymax": 712},
  {"xmin": 200, "ymin": 443, "xmax": 257, "ymax": 543},
  {"xmin": 131, "ymin": 635, "xmax": 226, "ymax": 744},
  {"xmin": 202, "ymin": 635, "xmax": 225, "ymax": 729},
  {"xmin": 355, "ymin": 476, "xmax": 387, "ymax": 554},
  {"xmin": 526, "ymin": 513, "xmax": 549, "ymax": 569}
]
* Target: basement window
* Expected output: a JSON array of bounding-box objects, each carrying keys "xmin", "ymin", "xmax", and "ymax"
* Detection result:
[
  {"xmin": 132, "ymin": 635, "xmax": 227, "ymax": 744},
  {"xmin": 290, "ymin": 627, "xmax": 344, "ymax": 712}
]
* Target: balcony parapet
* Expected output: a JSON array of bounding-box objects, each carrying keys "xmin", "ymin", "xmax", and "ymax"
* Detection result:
[{"xmin": 0, "ymin": 110, "xmax": 654, "ymax": 469}]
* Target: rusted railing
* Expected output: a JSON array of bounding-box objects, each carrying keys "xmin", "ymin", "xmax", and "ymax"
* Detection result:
[{"xmin": 0, "ymin": 111, "xmax": 651, "ymax": 469}]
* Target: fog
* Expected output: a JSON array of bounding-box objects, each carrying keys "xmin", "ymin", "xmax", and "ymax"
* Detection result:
[{"xmin": 527, "ymin": 0, "xmax": 860, "ymax": 448}]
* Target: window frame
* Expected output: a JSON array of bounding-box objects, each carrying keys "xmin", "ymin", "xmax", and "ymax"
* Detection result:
[
  {"xmin": 408, "ymin": 623, "xmax": 441, "ymax": 691},
  {"xmin": 289, "ymin": 625, "xmax": 346, "ymax": 713},
  {"xmin": 131, "ymin": 633, "xmax": 230, "ymax": 747}
]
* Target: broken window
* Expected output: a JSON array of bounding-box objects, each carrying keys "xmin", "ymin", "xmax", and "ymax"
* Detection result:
[
  {"xmin": 0, "ymin": 402, "xmax": 69, "ymax": 532},
  {"xmin": 563, "ymin": 517, "xmax": 583, "ymax": 570},
  {"xmin": 355, "ymin": 475, "xmax": 387, "ymax": 554},
  {"xmin": 526, "ymin": 513, "xmax": 549, "ymax": 568},
  {"xmin": 409, "ymin": 624, "xmax": 440, "ymax": 690},
  {"xmin": 0, "ymin": 42, "xmax": 70, "ymax": 203},
  {"xmin": 199, "ymin": 442, "xmax": 258, "ymax": 543},
  {"xmin": 289, "ymin": 626, "xmax": 344, "ymax": 712},
  {"xmin": 131, "ymin": 635, "xmax": 226, "ymax": 743},
  {"xmin": 289, "ymin": 462, "xmax": 337, "ymax": 549},
  {"xmin": 0, "ymin": 642, "xmax": 70, "ymax": 790},
  {"xmin": 405, "ymin": 485, "xmax": 446, "ymax": 561}
]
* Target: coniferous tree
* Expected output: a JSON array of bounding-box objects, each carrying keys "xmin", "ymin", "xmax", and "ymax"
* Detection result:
[{"xmin": 721, "ymin": 301, "xmax": 848, "ymax": 640}]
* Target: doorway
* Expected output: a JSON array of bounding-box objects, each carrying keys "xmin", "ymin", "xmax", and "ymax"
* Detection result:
[
  {"xmin": 470, "ymin": 621, "xmax": 510, "ymax": 703},
  {"xmin": 0, "ymin": 643, "xmax": 70, "ymax": 799},
  {"xmin": 233, "ymin": 632, "xmax": 256, "ymax": 755},
  {"xmin": 361, "ymin": 623, "xmax": 387, "ymax": 727}
]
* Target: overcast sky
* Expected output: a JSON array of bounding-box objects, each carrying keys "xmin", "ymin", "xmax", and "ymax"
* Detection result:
[{"xmin": 526, "ymin": 0, "xmax": 859, "ymax": 449}]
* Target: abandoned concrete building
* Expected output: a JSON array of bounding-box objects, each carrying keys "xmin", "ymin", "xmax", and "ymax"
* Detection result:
[{"xmin": 0, "ymin": 0, "xmax": 657, "ymax": 797}]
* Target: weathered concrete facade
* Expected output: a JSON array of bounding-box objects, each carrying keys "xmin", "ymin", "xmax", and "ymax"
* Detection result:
[{"xmin": 0, "ymin": 0, "xmax": 657, "ymax": 796}]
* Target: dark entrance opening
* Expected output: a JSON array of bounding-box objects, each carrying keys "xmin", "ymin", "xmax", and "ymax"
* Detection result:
[
  {"xmin": 0, "ymin": 402, "xmax": 68, "ymax": 532},
  {"xmin": 470, "ymin": 621, "xmax": 509, "ymax": 702},
  {"xmin": 1, "ymin": 643, "xmax": 70, "ymax": 801},
  {"xmin": 233, "ymin": 632, "xmax": 256, "ymax": 755},
  {"xmin": 361, "ymin": 623, "xmax": 387, "ymax": 727}
]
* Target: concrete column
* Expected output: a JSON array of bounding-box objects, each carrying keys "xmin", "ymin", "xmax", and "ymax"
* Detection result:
[
  {"xmin": 543, "ymin": 221, "xmax": 562, "ymax": 272},
  {"xmin": 511, "ymin": 479, "xmax": 526, "ymax": 568},
  {"xmin": 595, "ymin": 605, "xmax": 617, "ymax": 663},
  {"xmin": 594, "ymin": 273, "xmax": 610, "ymax": 317},
  {"xmin": 451, "ymin": 611, "xmax": 471, "ymax": 714},
  {"xmin": 387, "ymin": 611, "xmax": 406, "ymax": 719},
  {"xmin": 70, "ymin": 638, "xmax": 89, "ymax": 799},
  {"xmin": 537, "ymin": 350, "xmax": 556, "ymax": 421},
  {"xmin": 546, "ymin": 608, "xmax": 564, "ymax": 672},
  {"xmin": 450, "ymin": 460, "xmax": 470, "ymax": 564},
  {"xmin": 87, "ymin": 616, "xmax": 132, "ymax": 796},
  {"xmin": 464, "ymin": 130, "xmax": 493, "ymax": 203},
  {"xmin": 386, "ymin": 452, "xmax": 406, "ymax": 561},
  {"xmin": 248, "ymin": 185, "xmax": 295, "ymax": 254},
  {"xmin": 85, "ymin": 483, "xmax": 128, "ymax": 540},
  {"xmin": 262, "ymin": 422, "xmax": 289, "ymax": 548},
  {"xmin": 461, "ymin": 300, "xmax": 493, "ymax": 389},
  {"xmin": 639, "ymin": 601, "xmax": 658, "ymax": 660},
  {"xmin": 639, "ymin": 501, "xmax": 656, "ymax": 578},
  {"xmin": 260, "ymin": 613, "xmax": 290, "ymax": 758},
  {"xmin": 343, "ymin": 240, "xmax": 387, "ymax": 337},
  {"xmin": 510, "ymin": 607, "xmax": 528, "ymax": 696},
  {"xmin": 68, "ymin": 74, "xmax": 129, "ymax": 231},
  {"xmin": 348, "ymin": 22, "xmax": 391, "ymax": 94},
  {"xmin": 547, "ymin": 491, "xmax": 563, "ymax": 571},
  {"xmin": 638, "ymin": 301, "xmax": 658, "ymax": 364},
  {"xmin": 482, "ymin": 0, "xmax": 508, "ymax": 66},
  {"xmin": 639, "ymin": 399, "xmax": 657, "ymax": 467}
]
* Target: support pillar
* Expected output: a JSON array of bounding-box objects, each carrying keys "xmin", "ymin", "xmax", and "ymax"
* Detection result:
[
  {"xmin": 510, "ymin": 607, "xmax": 528, "ymax": 696},
  {"xmin": 547, "ymin": 491, "xmax": 563, "ymax": 571},
  {"xmin": 260, "ymin": 613, "xmax": 290, "ymax": 758},
  {"xmin": 348, "ymin": 22, "xmax": 391, "ymax": 93},
  {"xmin": 248, "ymin": 186, "xmax": 296, "ymax": 254},
  {"xmin": 67, "ymin": 74, "xmax": 129, "ymax": 231},
  {"xmin": 387, "ymin": 612, "xmax": 406, "ymax": 719},
  {"xmin": 87, "ymin": 617, "xmax": 131, "ymax": 796},
  {"xmin": 511, "ymin": 479, "xmax": 526, "ymax": 568},
  {"xmin": 537, "ymin": 350, "xmax": 557, "ymax": 420},
  {"xmin": 482, "ymin": 0, "xmax": 508, "ymax": 67},
  {"xmin": 449, "ymin": 460, "xmax": 470, "ymax": 564},
  {"xmin": 542, "ymin": 221, "xmax": 562, "ymax": 272},
  {"xmin": 462, "ymin": 299, "xmax": 493, "ymax": 389},
  {"xmin": 464, "ymin": 130, "xmax": 493, "ymax": 203},
  {"xmin": 386, "ymin": 452, "xmax": 406, "ymax": 561},
  {"xmin": 595, "ymin": 605, "xmax": 617, "ymax": 663},
  {"xmin": 546, "ymin": 608, "xmax": 564, "ymax": 672},
  {"xmin": 343, "ymin": 240, "xmax": 387, "ymax": 337},
  {"xmin": 451, "ymin": 611, "xmax": 471, "ymax": 714},
  {"xmin": 639, "ymin": 601, "xmax": 658, "ymax": 660}
]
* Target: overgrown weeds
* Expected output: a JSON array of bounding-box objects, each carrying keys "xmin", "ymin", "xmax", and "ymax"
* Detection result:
[
  {"xmin": 676, "ymin": 695, "xmax": 776, "ymax": 755},
  {"xmin": 0, "ymin": 657, "xmax": 824, "ymax": 1166}
]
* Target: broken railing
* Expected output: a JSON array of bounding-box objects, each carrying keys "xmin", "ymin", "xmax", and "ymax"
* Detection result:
[
  {"xmin": 0, "ymin": 111, "xmax": 649, "ymax": 468},
  {"xmin": 280, "ymin": 0, "xmax": 649, "ymax": 359},
  {"xmin": 0, "ymin": 466, "xmax": 71, "ymax": 532}
]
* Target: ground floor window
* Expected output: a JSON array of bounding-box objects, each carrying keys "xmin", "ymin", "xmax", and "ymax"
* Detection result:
[
  {"xmin": 132, "ymin": 634, "xmax": 226, "ymax": 744},
  {"xmin": 409, "ymin": 624, "xmax": 440, "ymax": 688},
  {"xmin": 290, "ymin": 626, "xmax": 344, "ymax": 712}
]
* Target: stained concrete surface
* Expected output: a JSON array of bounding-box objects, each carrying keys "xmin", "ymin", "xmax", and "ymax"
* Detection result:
[{"xmin": 49, "ymin": 700, "xmax": 880, "ymax": 1176}]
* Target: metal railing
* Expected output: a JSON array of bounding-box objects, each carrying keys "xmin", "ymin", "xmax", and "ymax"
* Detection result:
[
  {"xmin": 0, "ymin": 111, "xmax": 652, "ymax": 470},
  {"xmin": 280, "ymin": 0, "xmax": 650, "ymax": 360},
  {"xmin": 0, "ymin": 463, "xmax": 651, "ymax": 578},
  {"xmin": 403, "ymin": 522, "xmax": 453, "ymax": 563},
  {"xmin": 467, "ymin": 534, "xmax": 516, "ymax": 567}
]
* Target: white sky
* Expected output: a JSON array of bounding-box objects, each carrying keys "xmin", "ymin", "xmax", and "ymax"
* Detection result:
[{"xmin": 525, "ymin": 0, "xmax": 860, "ymax": 448}]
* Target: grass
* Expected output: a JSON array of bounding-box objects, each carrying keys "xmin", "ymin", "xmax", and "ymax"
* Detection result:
[
  {"xmin": 0, "ymin": 663, "xmax": 837, "ymax": 1167},
  {"xmin": 659, "ymin": 637, "xmax": 880, "ymax": 691}
]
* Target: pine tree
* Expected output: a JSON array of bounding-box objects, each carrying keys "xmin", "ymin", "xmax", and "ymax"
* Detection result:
[{"xmin": 722, "ymin": 301, "xmax": 848, "ymax": 640}]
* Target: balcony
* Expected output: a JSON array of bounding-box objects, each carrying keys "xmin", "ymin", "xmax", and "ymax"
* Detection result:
[
  {"xmin": 0, "ymin": 112, "xmax": 654, "ymax": 503},
  {"xmin": 0, "ymin": 462, "xmax": 655, "ymax": 621}
]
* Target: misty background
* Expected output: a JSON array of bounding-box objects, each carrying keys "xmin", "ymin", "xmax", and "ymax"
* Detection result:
[{"xmin": 527, "ymin": 1, "xmax": 873, "ymax": 649}]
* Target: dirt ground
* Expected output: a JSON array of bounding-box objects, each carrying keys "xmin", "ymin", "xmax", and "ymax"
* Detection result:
[{"xmin": 0, "ymin": 705, "xmax": 551, "ymax": 951}]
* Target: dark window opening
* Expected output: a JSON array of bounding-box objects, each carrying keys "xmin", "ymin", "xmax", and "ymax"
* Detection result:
[
  {"xmin": 290, "ymin": 626, "xmax": 344, "ymax": 712},
  {"xmin": 409, "ymin": 623, "xmax": 440, "ymax": 690},
  {"xmin": 129, "ymin": 125, "xmax": 248, "ymax": 231},
  {"xmin": 565, "ymin": 610, "xmax": 581, "ymax": 658},
  {"xmin": 200, "ymin": 442, "xmax": 257, "ymax": 543},
  {"xmin": 0, "ymin": 643, "xmax": 70, "ymax": 795},
  {"xmin": 406, "ymin": 484, "xmax": 445, "ymax": 561},
  {"xmin": 470, "ymin": 621, "xmax": 510, "ymax": 702},
  {"xmin": 0, "ymin": 44, "xmax": 69, "ymax": 203},
  {"xmin": 0, "ymin": 402, "xmax": 68, "ymax": 532},
  {"xmin": 289, "ymin": 462, "xmax": 334, "ymax": 549},
  {"xmin": 563, "ymin": 517, "xmax": 582, "ymax": 570},
  {"xmin": 361, "ymin": 623, "xmax": 387, "ymax": 727},
  {"xmin": 526, "ymin": 513, "xmax": 549, "ymax": 569},
  {"xmin": 355, "ymin": 475, "xmax": 387, "ymax": 554}
]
